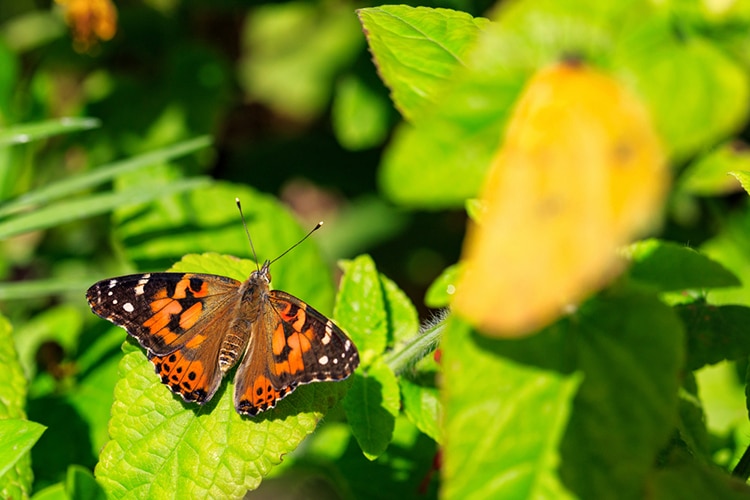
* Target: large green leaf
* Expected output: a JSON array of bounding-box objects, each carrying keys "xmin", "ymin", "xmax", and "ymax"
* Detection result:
[
  {"xmin": 95, "ymin": 253, "xmax": 349, "ymax": 498},
  {"xmin": 442, "ymin": 317, "xmax": 580, "ymax": 499},
  {"xmin": 558, "ymin": 288, "xmax": 684, "ymax": 498},
  {"xmin": 443, "ymin": 286, "xmax": 684, "ymax": 499}
]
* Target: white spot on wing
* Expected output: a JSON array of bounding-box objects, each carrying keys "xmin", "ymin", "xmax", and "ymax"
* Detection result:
[
  {"xmin": 108, "ymin": 279, "xmax": 117, "ymax": 288},
  {"xmin": 319, "ymin": 355, "xmax": 329, "ymax": 365},
  {"xmin": 107, "ymin": 291, "xmax": 113, "ymax": 296},
  {"xmin": 134, "ymin": 274, "xmax": 151, "ymax": 296},
  {"xmin": 123, "ymin": 303, "xmax": 134, "ymax": 313},
  {"xmin": 112, "ymin": 299, "xmax": 118, "ymax": 305}
]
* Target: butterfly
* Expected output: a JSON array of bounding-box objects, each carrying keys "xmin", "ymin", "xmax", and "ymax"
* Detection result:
[{"xmin": 87, "ymin": 252, "xmax": 359, "ymax": 416}]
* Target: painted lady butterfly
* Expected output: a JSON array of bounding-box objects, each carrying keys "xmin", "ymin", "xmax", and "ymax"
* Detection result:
[{"xmin": 86, "ymin": 210, "xmax": 359, "ymax": 416}]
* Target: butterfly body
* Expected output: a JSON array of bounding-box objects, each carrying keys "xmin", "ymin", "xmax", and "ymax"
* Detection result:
[{"xmin": 87, "ymin": 260, "xmax": 359, "ymax": 416}]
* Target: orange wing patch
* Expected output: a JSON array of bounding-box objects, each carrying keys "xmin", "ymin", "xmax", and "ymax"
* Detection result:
[
  {"xmin": 179, "ymin": 302, "xmax": 203, "ymax": 330},
  {"xmin": 150, "ymin": 350, "xmax": 217, "ymax": 404},
  {"xmin": 235, "ymin": 373, "xmax": 292, "ymax": 415}
]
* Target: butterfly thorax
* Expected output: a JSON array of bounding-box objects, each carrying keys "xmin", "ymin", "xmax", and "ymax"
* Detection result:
[{"xmin": 217, "ymin": 263, "xmax": 271, "ymax": 374}]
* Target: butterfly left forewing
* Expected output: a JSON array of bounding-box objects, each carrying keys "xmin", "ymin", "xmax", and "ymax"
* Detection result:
[
  {"xmin": 233, "ymin": 290, "xmax": 359, "ymax": 416},
  {"xmin": 86, "ymin": 272, "xmax": 240, "ymax": 355},
  {"xmin": 87, "ymin": 272, "xmax": 241, "ymax": 405}
]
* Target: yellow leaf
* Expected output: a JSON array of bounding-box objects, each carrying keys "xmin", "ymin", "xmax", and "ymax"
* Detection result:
[{"xmin": 453, "ymin": 61, "xmax": 668, "ymax": 337}]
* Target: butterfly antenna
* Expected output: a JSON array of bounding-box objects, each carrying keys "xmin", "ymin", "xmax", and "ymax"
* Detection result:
[
  {"xmin": 269, "ymin": 221, "xmax": 324, "ymax": 266},
  {"xmin": 236, "ymin": 198, "xmax": 260, "ymax": 272}
]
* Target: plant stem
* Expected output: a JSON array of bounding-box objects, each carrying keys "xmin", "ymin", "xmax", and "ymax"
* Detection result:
[{"xmin": 385, "ymin": 316, "xmax": 445, "ymax": 375}]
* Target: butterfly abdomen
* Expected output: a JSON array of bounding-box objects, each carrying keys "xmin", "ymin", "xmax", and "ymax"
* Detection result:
[{"xmin": 218, "ymin": 325, "xmax": 249, "ymax": 373}]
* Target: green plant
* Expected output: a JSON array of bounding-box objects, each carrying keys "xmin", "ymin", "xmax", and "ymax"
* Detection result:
[{"xmin": 5, "ymin": 1, "xmax": 750, "ymax": 499}]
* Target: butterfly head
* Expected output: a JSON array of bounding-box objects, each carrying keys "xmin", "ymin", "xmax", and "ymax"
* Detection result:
[{"xmin": 252, "ymin": 260, "xmax": 272, "ymax": 284}]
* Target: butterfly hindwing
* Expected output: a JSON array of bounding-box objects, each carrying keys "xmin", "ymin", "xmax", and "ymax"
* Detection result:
[{"xmin": 233, "ymin": 290, "xmax": 359, "ymax": 416}]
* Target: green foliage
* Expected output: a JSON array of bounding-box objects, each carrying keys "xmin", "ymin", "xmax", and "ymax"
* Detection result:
[
  {"xmin": 5, "ymin": 0, "xmax": 750, "ymax": 498},
  {"xmin": 0, "ymin": 314, "xmax": 44, "ymax": 498}
]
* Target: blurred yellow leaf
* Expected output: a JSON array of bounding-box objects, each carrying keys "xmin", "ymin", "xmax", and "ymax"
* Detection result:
[{"xmin": 453, "ymin": 61, "xmax": 668, "ymax": 337}]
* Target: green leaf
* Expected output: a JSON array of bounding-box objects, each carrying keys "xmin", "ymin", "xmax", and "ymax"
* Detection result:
[
  {"xmin": 624, "ymin": 239, "xmax": 741, "ymax": 292},
  {"xmin": 678, "ymin": 142, "xmax": 749, "ymax": 196},
  {"xmin": 332, "ymin": 75, "xmax": 391, "ymax": 150},
  {"xmin": 677, "ymin": 304, "xmax": 750, "ymax": 370},
  {"xmin": 0, "ymin": 177, "xmax": 210, "ymax": 239},
  {"xmin": 0, "ymin": 420, "xmax": 45, "ymax": 479},
  {"xmin": 0, "ymin": 313, "xmax": 36, "ymax": 498},
  {"xmin": 358, "ymin": 5, "xmax": 489, "ymax": 121},
  {"xmin": 442, "ymin": 317, "xmax": 580, "ymax": 500},
  {"xmin": 399, "ymin": 378, "xmax": 441, "ymax": 444},
  {"xmin": 66, "ymin": 465, "xmax": 106, "ymax": 500},
  {"xmin": 0, "ymin": 117, "xmax": 100, "ymax": 147},
  {"xmin": 557, "ymin": 288, "xmax": 684, "ymax": 498},
  {"xmin": 0, "ymin": 136, "xmax": 211, "ymax": 218},
  {"xmin": 730, "ymin": 170, "xmax": 750, "ymax": 195},
  {"xmin": 446, "ymin": 286, "xmax": 685, "ymax": 499},
  {"xmin": 335, "ymin": 255, "xmax": 388, "ymax": 366},
  {"xmin": 343, "ymin": 359, "xmax": 400, "ymax": 460},
  {"xmin": 425, "ymin": 263, "xmax": 459, "ymax": 308},
  {"xmin": 95, "ymin": 253, "xmax": 350, "ymax": 499}
]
